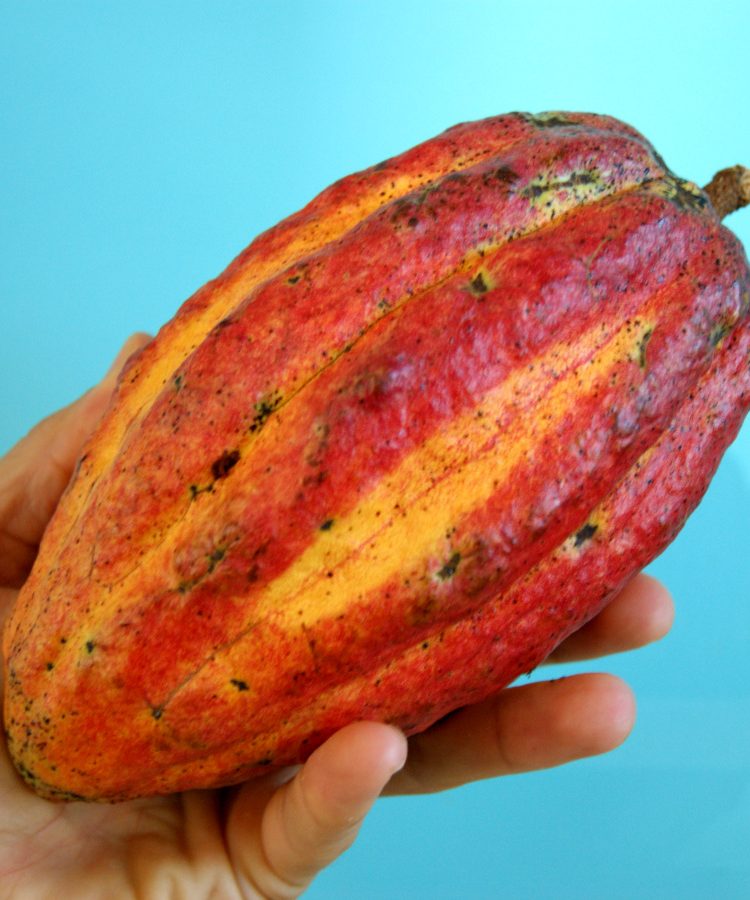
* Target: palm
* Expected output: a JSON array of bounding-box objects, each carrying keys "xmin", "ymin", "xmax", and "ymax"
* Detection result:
[
  {"xmin": 0, "ymin": 710, "xmax": 276, "ymax": 897},
  {"xmin": 1, "ymin": 705, "xmax": 188, "ymax": 892},
  {"xmin": 0, "ymin": 353, "xmax": 306, "ymax": 896},
  {"xmin": 0, "ymin": 573, "xmax": 332, "ymax": 899},
  {"xmin": 0, "ymin": 335, "xmax": 675, "ymax": 898}
]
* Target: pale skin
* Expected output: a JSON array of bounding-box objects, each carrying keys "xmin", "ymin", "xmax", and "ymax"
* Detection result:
[{"xmin": 0, "ymin": 335, "xmax": 675, "ymax": 899}]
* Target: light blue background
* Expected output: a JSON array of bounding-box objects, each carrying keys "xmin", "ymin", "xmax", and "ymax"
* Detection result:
[{"xmin": 2, "ymin": 2, "xmax": 749, "ymax": 896}]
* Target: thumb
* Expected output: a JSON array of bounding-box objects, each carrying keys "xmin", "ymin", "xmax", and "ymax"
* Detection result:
[
  {"xmin": 24, "ymin": 330, "xmax": 152, "ymax": 469},
  {"xmin": 226, "ymin": 722, "xmax": 408, "ymax": 898},
  {"xmin": 0, "ymin": 333, "xmax": 151, "ymax": 587}
]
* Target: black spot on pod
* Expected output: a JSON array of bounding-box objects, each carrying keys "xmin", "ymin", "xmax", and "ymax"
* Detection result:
[
  {"xmin": 230, "ymin": 679, "xmax": 249, "ymax": 691},
  {"xmin": 527, "ymin": 112, "xmax": 574, "ymax": 129},
  {"xmin": 471, "ymin": 273, "xmax": 488, "ymax": 294},
  {"xmin": 574, "ymin": 522, "xmax": 598, "ymax": 547},
  {"xmin": 437, "ymin": 552, "xmax": 462, "ymax": 580},
  {"xmin": 190, "ymin": 483, "xmax": 214, "ymax": 501},
  {"xmin": 249, "ymin": 393, "xmax": 282, "ymax": 433},
  {"xmin": 207, "ymin": 546, "xmax": 226, "ymax": 573},
  {"xmin": 494, "ymin": 166, "xmax": 518, "ymax": 185},
  {"xmin": 710, "ymin": 321, "xmax": 731, "ymax": 348},
  {"xmin": 212, "ymin": 449, "xmax": 241, "ymax": 480},
  {"xmin": 469, "ymin": 271, "xmax": 492, "ymax": 295},
  {"xmin": 636, "ymin": 328, "xmax": 653, "ymax": 369}
]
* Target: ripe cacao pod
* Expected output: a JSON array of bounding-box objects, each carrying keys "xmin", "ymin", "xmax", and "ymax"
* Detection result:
[{"xmin": 4, "ymin": 111, "xmax": 750, "ymax": 802}]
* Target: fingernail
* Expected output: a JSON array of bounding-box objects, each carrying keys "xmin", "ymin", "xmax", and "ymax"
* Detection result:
[{"xmin": 384, "ymin": 725, "xmax": 409, "ymax": 775}]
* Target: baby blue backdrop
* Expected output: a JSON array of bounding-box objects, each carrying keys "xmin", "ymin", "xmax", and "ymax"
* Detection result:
[{"xmin": 2, "ymin": 2, "xmax": 749, "ymax": 896}]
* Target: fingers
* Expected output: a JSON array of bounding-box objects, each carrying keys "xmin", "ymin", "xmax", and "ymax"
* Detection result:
[
  {"xmin": 44, "ymin": 331, "xmax": 152, "ymax": 472},
  {"xmin": 226, "ymin": 722, "xmax": 407, "ymax": 898},
  {"xmin": 25, "ymin": 330, "xmax": 151, "ymax": 482},
  {"xmin": 385, "ymin": 672, "xmax": 634, "ymax": 795},
  {"xmin": 382, "ymin": 574, "xmax": 670, "ymax": 795},
  {"xmin": 0, "ymin": 333, "xmax": 151, "ymax": 587},
  {"xmin": 4, "ymin": 330, "xmax": 150, "ymax": 475},
  {"xmin": 547, "ymin": 573, "xmax": 675, "ymax": 663}
]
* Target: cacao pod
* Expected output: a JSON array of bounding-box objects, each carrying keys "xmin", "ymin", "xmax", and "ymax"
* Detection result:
[{"xmin": 4, "ymin": 111, "xmax": 750, "ymax": 802}]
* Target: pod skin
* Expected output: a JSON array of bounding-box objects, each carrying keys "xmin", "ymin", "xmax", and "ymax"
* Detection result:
[{"xmin": 4, "ymin": 112, "xmax": 750, "ymax": 801}]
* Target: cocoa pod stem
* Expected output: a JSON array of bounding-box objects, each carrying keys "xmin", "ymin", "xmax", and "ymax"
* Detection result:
[{"xmin": 703, "ymin": 165, "xmax": 750, "ymax": 219}]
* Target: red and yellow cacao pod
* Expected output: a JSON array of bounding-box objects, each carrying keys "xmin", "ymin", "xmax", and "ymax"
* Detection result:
[{"xmin": 4, "ymin": 112, "xmax": 750, "ymax": 802}]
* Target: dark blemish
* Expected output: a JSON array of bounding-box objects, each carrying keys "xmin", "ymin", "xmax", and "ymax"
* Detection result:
[
  {"xmin": 574, "ymin": 522, "xmax": 598, "ymax": 547},
  {"xmin": 469, "ymin": 271, "xmax": 490, "ymax": 295},
  {"xmin": 495, "ymin": 166, "xmax": 518, "ymax": 184},
  {"xmin": 173, "ymin": 374, "xmax": 184, "ymax": 391},
  {"xmin": 436, "ymin": 552, "xmax": 461, "ymax": 580},
  {"xmin": 45, "ymin": 662, "xmax": 54, "ymax": 671},
  {"xmin": 636, "ymin": 328, "xmax": 653, "ymax": 368},
  {"xmin": 189, "ymin": 483, "xmax": 214, "ymax": 501},
  {"xmin": 286, "ymin": 274, "xmax": 301, "ymax": 285},
  {"xmin": 247, "ymin": 564, "xmax": 260, "ymax": 582},
  {"xmin": 152, "ymin": 707, "xmax": 163, "ymax": 720},
  {"xmin": 207, "ymin": 546, "xmax": 226, "ymax": 573},
  {"xmin": 661, "ymin": 174, "xmax": 709, "ymax": 212},
  {"xmin": 569, "ymin": 171, "xmax": 596, "ymax": 186},
  {"xmin": 85, "ymin": 640, "xmax": 95, "ymax": 653},
  {"xmin": 215, "ymin": 317, "xmax": 233, "ymax": 331},
  {"xmin": 524, "ymin": 170, "xmax": 598, "ymax": 201},
  {"xmin": 59, "ymin": 637, "xmax": 67, "ymax": 644},
  {"xmin": 230, "ymin": 679, "xmax": 249, "ymax": 691},
  {"xmin": 211, "ymin": 449, "xmax": 240, "ymax": 480},
  {"xmin": 73, "ymin": 452, "xmax": 89, "ymax": 477},
  {"xmin": 527, "ymin": 113, "xmax": 573, "ymax": 128},
  {"xmin": 256, "ymin": 756, "xmax": 273, "ymax": 765},
  {"xmin": 251, "ymin": 542, "xmax": 269, "ymax": 561},
  {"xmin": 303, "ymin": 470, "xmax": 328, "ymax": 487},
  {"xmin": 710, "ymin": 321, "xmax": 731, "ymax": 347},
  {"xmin": 249, "ymin": 392, "xmax": 282, "ymax": 433},
  {"xmin": 422, "ymin": 641, "xmax": 429, "ymax": 650},
  {"xmin": 407, "ymin": 216, "xmax": 419, "ymax": 228},
  {"xmin": 414, "ymin": 185, "xmax": 439, "ymax": 208},
  {"xmin": 320, "ymin": 518, "xmax": 334, "ymax": 531},
  {"xmin": 677, "ymin": 181, "xmax": 707, "ymax": 209}
]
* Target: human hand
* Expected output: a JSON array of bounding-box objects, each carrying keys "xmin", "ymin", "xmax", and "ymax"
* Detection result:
[{"xmin": 0, "ymin": 335, "xmax": 673, "ymax": 898}]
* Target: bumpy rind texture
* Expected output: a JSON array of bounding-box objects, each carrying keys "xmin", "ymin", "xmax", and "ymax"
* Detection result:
[{"xmin": 4, "ymin": 111, "xmax": 750, "ymax": 801}]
